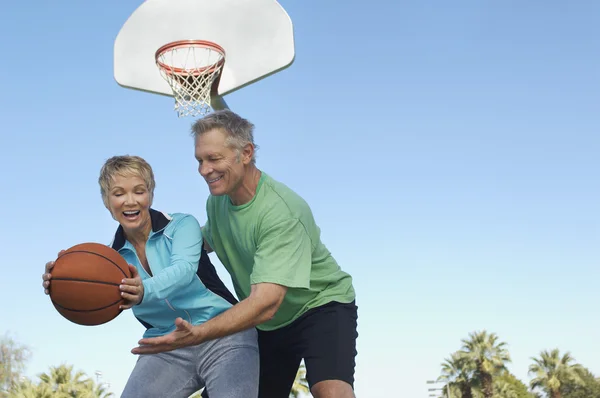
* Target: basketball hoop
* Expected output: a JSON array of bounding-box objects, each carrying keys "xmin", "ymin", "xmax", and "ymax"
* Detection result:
[{"xmin": 155, "ymin": 40, "xmax": 225, "ymax": 117}]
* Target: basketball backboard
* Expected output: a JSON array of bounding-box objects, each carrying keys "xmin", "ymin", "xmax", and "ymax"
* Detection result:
[{"xmin": 113, "ymin": 0, "xmax": 295, "ymax": 114}]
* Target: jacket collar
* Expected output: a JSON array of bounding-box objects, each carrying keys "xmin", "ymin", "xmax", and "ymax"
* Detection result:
[{"xmin": 110, "ymin": 208, "xmax": 171, "ymax": 251}]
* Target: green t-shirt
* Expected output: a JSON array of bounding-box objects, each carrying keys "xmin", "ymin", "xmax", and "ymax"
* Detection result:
[{"xmin": 202, "ymin": 171, "xmax": 356, "ymax": 331}]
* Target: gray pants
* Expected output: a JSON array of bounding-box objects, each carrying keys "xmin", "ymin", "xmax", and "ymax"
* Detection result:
[{"xmin": 121, "ymin": 328, "xmax": 259, "ymax": 398}]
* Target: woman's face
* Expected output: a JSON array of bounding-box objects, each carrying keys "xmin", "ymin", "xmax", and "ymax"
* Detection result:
[{"xmin": 107, "ymin": 174, "xmax": 151, "ymax": 234}]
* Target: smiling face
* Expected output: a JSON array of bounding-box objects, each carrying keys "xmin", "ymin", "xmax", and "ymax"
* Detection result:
[
  {"xmin": 194, "ymin": 128, "xmax": 253, "ymax": 198},
  {"xmin": 106, "ymin": 174, "xmax": 152, "ymax": 235}
]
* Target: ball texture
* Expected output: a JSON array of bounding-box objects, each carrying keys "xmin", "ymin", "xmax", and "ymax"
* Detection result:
[{"xmin": 49, "ymin": 242, "xmax": 131, "ymax": 326}]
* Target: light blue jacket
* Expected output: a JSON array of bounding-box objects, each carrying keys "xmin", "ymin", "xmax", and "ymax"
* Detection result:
[{"xmin": 110, "ymin": 209, "xmax": 237, "ymax": 338}]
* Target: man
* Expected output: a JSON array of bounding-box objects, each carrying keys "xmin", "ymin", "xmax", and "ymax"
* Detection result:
[{"xmin": 132, "ymin": 110, "xmax": 358, "ymax": 398}]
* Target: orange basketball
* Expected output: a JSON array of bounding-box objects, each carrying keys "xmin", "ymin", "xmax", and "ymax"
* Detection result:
[{"xmin": 49, "ymin": 242, "xmax": 132, "ymax": 326}]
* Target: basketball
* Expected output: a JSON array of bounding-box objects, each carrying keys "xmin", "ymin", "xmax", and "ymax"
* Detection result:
[{"xmin": 49, "ymin": 242, "xmax": 132, "ymax": 326}]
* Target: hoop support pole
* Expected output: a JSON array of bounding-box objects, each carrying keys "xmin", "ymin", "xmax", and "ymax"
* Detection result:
[{"xmin": 211, "ymin": 95, "xmax": 229, "ymax": 111}]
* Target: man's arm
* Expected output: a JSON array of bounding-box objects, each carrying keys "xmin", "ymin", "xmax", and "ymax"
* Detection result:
[
  {"xmin": 203, "ymin": 239, "xmax": 214, "ymax": 254},
  {"xmin": 132, "ymin": 282, "xmax": 286, "ymax": 354},
  {"xmin": 132, "ymin": 218, "xmax": 310, "ymax": 355},
  {"xmin": 200, "ymin": 224, "xmax": 214, "ymax": 254},
  {"xmin": 196, "ymin": 282, "xmax": 286, "ymax": 339}
]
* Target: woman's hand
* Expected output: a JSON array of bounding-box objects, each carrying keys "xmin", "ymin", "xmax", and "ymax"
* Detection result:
[{"xmin": 119, "ymin": 264, "xmax": 144, "ymax": 309}]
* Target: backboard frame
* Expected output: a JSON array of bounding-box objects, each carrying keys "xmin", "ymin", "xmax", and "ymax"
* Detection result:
[{"xmin": 113, "ymin": 0, "xmax": 295, "ymax": 112}]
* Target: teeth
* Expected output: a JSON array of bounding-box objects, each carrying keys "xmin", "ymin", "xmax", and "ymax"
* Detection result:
[
  {"xmin": 124, "ymin": 211, "xmax": 139, "ymax": 215},
  {"xmin": 209, "ymin": 176, "xmax": 222, "ymax": 183}
]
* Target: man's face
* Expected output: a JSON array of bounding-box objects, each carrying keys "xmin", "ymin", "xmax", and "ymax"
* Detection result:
[{"xmin": 194, "ymin": 128, "xmax": 249, "ymax": 197}]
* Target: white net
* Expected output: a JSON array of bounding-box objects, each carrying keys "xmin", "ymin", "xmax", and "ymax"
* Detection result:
[{"xmin": 156, "ymin": 41, "xmax": 225, "ymax": 118}]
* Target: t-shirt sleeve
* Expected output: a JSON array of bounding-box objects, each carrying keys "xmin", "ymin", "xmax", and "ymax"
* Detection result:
[
  {"xmin": 141, "ymin": 215, "xmax": 202, "ymax": 304},
  {"xmin": 201, "ymin": 218, "xmax": 213, "ymax": 250},
  {"xmin": 250, "ymin": 218, "xmax": 311, "ymax": 289},
  {"xmin": 202, "ymin": 198, "xmax": 214, "ymax": 250}
]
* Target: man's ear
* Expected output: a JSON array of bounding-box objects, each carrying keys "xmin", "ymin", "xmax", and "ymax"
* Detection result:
[{"xmin": 242, "ymin": 143, "xmax": 254, "ymax": 165}]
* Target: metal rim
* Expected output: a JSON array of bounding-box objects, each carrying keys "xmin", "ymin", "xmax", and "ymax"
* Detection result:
[{"xmin": 155, "ymin": 40, "xmax": 226, "ymax": 76}]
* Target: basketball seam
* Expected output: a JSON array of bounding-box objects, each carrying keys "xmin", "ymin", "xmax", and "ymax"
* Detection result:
[
  {"xmin": 52, "ymin": 298, "xmax": 124, "ymax": 312},
  {"xmin": 58, "ymin": 250, "xmax": 129, "ymax": 278},
  {"xmin": 52, "ymin": 278, "xmax": 120, "ymax": 286}
]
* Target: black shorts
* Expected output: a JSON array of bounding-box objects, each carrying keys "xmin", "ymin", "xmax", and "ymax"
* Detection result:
[{"xmin": 257, "ymin": 300, "xmax": 359, "ymax": 398}]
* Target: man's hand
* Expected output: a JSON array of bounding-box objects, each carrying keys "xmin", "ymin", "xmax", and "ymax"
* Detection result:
[
  {"xmin": 130, "ymin": 283, "xmax": 286, "ymax": 355},
  {"xmin": 119, "ymin": 264, "xmax": 144, "ymax": 309},
  {"xmin": 131, "ymin": 317, "xmax": 199, "ymax": 355}
]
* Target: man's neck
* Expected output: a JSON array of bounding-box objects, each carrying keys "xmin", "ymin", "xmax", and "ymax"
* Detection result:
[{"xmin": 229, "ymin": 165, "xmax": 261, "ymax": 206}]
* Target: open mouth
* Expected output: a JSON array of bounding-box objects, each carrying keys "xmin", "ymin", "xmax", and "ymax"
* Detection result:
[
  {"xmin": 123, "ymin": 210, "xmax": 140, "ymax": 220},
  {"xmin": 208, "ymin": 176, "xmax": 223, "ymax": 184}
]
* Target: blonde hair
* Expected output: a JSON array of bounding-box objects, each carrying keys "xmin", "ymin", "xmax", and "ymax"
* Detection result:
[{"xmin": 98, "ymin": 155, "xmax": 155, "ymax": 208}]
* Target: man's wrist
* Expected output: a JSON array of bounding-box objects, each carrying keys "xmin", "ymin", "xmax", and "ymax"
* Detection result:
[{"xmin": 191, "ymin": 324, "xmax": 206, "ymax": 345}]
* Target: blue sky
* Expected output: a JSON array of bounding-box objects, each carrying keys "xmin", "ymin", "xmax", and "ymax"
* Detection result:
[{"xmin": 1, "ymin": 0, "xmax": 598, "ymax": 397}]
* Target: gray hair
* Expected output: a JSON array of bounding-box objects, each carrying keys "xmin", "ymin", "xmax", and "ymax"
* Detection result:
[{"xmin": 190, "ymin": 110, "xmax": 259, "ymax": 163}]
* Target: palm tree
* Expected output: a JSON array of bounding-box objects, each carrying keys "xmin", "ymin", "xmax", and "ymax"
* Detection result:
[
  {"xmin": 5, "ymin": 363, "xmax": 113, "ymax": 398},
  {"xmin": 37, "ymin": 364, "xmax": 92, "ymax": 397},
  {"xmin": 438, "ymin": 351, "xmax": 475, "ymax": 398},
  {"xmin": 80, "ymin": 379, "xmax": 114, "ymax": 398},
  {"xmin": 492, "ymin": 380, "xmax": 518, "ymax": 398},
  {"xmin": 290, "ymin": 362, "xmax": 310, "ymax": 398},
  {"xmin": 528, "ymin": 348, "xmax": 585, "ymax": 398},
  {"xmin": 7, "ymin": 378, "xmax": 54, "ymax": 398},
  {"xmin": 7, "ymin": 379, "xmax": 36, "ymax": 398},
  {"xmin": 459, "ymin": 330, "xmax": 511, "ymax": 398}
]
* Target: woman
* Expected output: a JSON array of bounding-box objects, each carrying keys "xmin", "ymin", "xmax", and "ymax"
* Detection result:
[{"xmin": 42, "ymin": 155, "xmax": 259, "ymax": 398}]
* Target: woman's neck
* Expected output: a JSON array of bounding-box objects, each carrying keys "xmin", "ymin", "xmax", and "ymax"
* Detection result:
[{"xmin": 124, "ymin": 215, "xmax": 152, "ymax": 247}]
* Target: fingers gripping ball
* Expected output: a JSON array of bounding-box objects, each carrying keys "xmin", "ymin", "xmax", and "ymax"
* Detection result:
[{"xmin": 49, "ymin": 243, "xmax": 132, "ymax": 326}]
